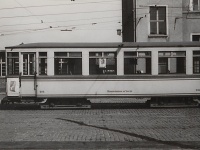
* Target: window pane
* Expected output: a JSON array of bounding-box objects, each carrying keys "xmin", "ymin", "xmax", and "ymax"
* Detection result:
[
  {"xmin": 104, "ymin": 52, "xmax": 115, "ymax": 57},
  {"xmin": 29, "ymin": 54, "xmax": 35, "ymax": 75},
  {"xmin": 69, "ymin": 52, "xmax": 82, "ymax": 57},
  {"xmin": 2, "ymin": 64, "xmax": 6, "ymax": 76},
  {"xmin": 7, "ymin": 58, "xmax": 19, "ymax": 75},
  {"xmin": 89, "ymin": 58, "xmax": 116, "ymax": 75},
  {"xmin": 55, "ymin": 52, "xmax": 67, "ymax": 57},
  {"xmin": 159, "ymin": 56, "xmax": 186, "ymax": 74},
  {"xmin": 124, "ymin": 52, "xmax": 137, "ymax": 57},
  {"xmin": 39, "ymin": 58, "xmax": 47, "ymax": 75},
  {"xmin": 124, "ymin": 51, "xmax": 151, "ymax": 75},
  {"xmin": 7, "ymin": 52, "xmax": 19, "ymax": 75},
  {"xmin": 7, "ymin": 52, "xmax": 19, "ymax": 57},
  {"xmin": 159, "ymin": 22, "xmax": 166, "ymax": 34},
  {"xmin": 159, "ymin": 58, "xmax": 168, "ymax": 74},
  {"xmin": 89, "ymin": 52, "xmax": 102, "ymax": 57},
  {"xmin": 39, "ymin": 52, "xmax": 47, "ymax": 75},
  {"xmin": 0, "ymin": 52, "xmax": 5, "ymax": 61},
  {"xmin": 138, "ymin": 52, "xmax": 151, "ymax": 57},
  {"xmin": 172, "ymin": 52, "xmax": 186, "ymax": 56},
  {"xmin": 39, "ymin": 52, "xmax": 47, "ymax": 57},
  {"xmin": 193, "ymin": 57, "xmax": 200, "ymax": 73},
  {"xmin": 159, "ymin": 52, "xmax": 171, "ymax": 56},
  {"xmin": 176, "ymin": 58, "xmax": 186, "ymax": 73},
  {"xmin": 158, "ymin": 7, "xmax": 166, "ymax": 20},
  {"xmin": 193, "ymin": 0, "xmax": 199, "ymax": 10},
  {"xmin": 192, "ymin": 35, "xmax": 200, "ymax": 41},
  {"xmin": 124, "ymin": 58, "xmax": 137, "ymax": 74},
  {"xmin": 0, "ymin": 52, "xmax": 5, "ymax": 76},
  {"xmin": 150, "ymin": 22, "xmax": 157, "ymax": 34},
  {"xmin": 194, "ymin": 51, "xmax": 200, "ymax": 55},
  {"xmin": 23, "ymin": 54, "xmax": 28, "ymax": 75},
  {"xmin": 55, "ymin": 58, "xmax": 82, "ymax": 75},
  {"xmin": 150, "ymin": 7, "xmax": 157, "ymax": 20}
]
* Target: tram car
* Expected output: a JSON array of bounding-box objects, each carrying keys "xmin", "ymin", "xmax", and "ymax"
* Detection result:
[{"xmin": 2, "ymin": 42, "xmax": 200, "ymax": 108}]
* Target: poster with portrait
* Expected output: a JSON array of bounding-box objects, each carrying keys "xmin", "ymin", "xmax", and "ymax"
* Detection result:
[{"xmin": 7, "ymin": 78, "xmax": 19, "ymax": 97}]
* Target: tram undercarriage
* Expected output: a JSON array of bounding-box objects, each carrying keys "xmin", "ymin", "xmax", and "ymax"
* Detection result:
[
  {"xmin": 146, "ymin": 97, "xmax": 200, "ymax": 108},
  {"xmin": 1, "ymin": 96, "xmax": 200, "ymax": 109},
  {"xmin": 1, "ymin": 97, "xmax": 92, "ymax": 109}
]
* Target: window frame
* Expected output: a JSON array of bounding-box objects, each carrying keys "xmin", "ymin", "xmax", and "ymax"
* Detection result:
[
  {"xmin": 158, "ymin": 51, "xmax": 186, "ymax": 74},
  {"xmin": 0, "ymin": 52, "xmax": 6, "ymax": 76},
  {"xmin": 193, "ymin": 51, "xmax": 200, "ymax": 74},
  {"xmin": 22, "ymin": 53, "xmax": 36, "ymax": 76},
  {"xmin": 89, "ymin": 52, "xmax": 117, "ymax": 75},
  {"xmin": 7, "ymin": 52, "xmax": 19, "ymax": 75},
  {"xmin": 191, "ymin": 33, "xmax": 200, "ymax": 41},
  {"xmin": 124, "ymin": 51, "xmax": 151, "ymax": 75},
  {"xmin": 149, "ymin": 5, "xmax": 168, "ymax": 36},
  {"xmin": 54, "ymin": 52, "xmax": 82, "ymax": 75},
  {"xmin": 190, "ymin": 0, "xmax": 200, "ymax": 11},
  {"xmin": 38, "ymin": 52, "xmax": 47, "ymax": 75}
]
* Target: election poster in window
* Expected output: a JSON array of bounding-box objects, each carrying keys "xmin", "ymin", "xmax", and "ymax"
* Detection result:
[{"xmin": 99, "ymin": 58, "xmax": 106, "ymax": 68}]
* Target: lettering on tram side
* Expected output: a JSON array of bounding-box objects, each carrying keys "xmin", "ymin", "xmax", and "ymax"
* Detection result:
[
  {"xmin": 196, "ymin": 89, "xmax": 200, "ymax": 92},
  {"xmin": 107, "ymin": 90, "xmax": 133, "ymax": 93}
]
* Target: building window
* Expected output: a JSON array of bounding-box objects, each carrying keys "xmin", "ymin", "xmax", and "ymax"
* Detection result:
[
  {"xmin": 0, "ymin": 52, "xmax": 6, "ymax": 76},
  {"xmin": 39, "ymin": 52, "xmax": 47, "ymax": 75},
  {"xmin": 89, "ymin": 52, "xmax": 117, "ymax": 75},
  {"xmin": 193, "ymin": 51, "xmax": 200, "ymax": 73},
  {"xmin": 192, "ymin": 34, "xmax": 200, "ymax": 41},
  {"xmin": 54, "ymin": 52, "xmax": 82, "ymax": 75},
  {"xmin": 191, "ymin": 0, "xmax": 200, "ymax": 11},
  {"xmin": 124, "ymin": 52, "xmax": 151, "ymax": 74},
  {"xmin": 150, "ymin": 6, "xmax": 167, "ymax": 35},
  {"xmin": 7, "ymin": 52, "xmax": 19, "ymax": 75},
  {"xmin": 22, "ymin": 53, "xmax": 36, "ymax": 75},
  {"xmin": 158, "ymin": 52, "xmax": 186, "ymax": 74}
]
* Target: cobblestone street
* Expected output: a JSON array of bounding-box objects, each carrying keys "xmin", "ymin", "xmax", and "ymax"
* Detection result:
[{"xmin": 0, "ymin": 108, "xmax": 200, "ymax": 149}]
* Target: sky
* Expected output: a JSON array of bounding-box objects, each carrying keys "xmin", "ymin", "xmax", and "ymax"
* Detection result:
[{"xmin": 0, "ymin": 0, "xmax": 122, "ymax": 49}]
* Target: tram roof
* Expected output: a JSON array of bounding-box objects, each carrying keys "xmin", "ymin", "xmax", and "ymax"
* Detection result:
[{"xmin": 5, "ymin": 42, "xmax": 200, "ymax": 49}]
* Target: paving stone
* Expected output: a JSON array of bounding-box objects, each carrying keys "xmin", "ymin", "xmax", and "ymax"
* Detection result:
[{"xmin": 0, "ymin": 108, "xmax": 200, "ymax": 149}]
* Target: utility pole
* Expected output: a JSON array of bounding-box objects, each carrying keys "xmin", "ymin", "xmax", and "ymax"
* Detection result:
[
  {"xmin": 122, "ymin": 0, "xmax": 135, "ymax": 42},
  {"xmin": 133, "ymin": 0, "xmax": 136, "ymax": 42}
]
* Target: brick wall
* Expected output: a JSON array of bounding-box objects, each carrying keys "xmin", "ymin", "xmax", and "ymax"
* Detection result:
[{"xmin": 0, "ymin": 77, "xmax": 6, "ymax": 93}]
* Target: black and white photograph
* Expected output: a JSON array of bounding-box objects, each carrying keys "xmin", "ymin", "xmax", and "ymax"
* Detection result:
[{"xmin": 0, "ymin": 0, "xmax": 200, "ymax": 149}]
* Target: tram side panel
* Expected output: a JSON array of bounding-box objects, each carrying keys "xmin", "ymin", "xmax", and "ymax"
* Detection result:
[{"xmin": 18, "ymin": 78, "xmax": 200, "ymax": 99}]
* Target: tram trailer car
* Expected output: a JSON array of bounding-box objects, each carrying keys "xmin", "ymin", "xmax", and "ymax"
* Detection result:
[{"xmin": 2, "ymin": 42, "xmax": 200, "ymax": 108}]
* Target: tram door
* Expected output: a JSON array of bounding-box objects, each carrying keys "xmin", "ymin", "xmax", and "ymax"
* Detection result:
[{"xmin": 21, "ymin": 53, "xmax": 37, "ymax": 97}]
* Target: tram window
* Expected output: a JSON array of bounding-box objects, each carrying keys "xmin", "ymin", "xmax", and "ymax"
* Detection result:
[
  {"xmin": 39, "ymin": 52, "xmax": 47, "ymax": 75},
  {"xmin": 193, "ymin": 51, "xmax": 200, "ymax": 73},
  {"xmin": 7, "ymin": 52, "xmax": 19, "ymax": 75},
  {"xmin": 158, "ymin": 52, "xmax": 186, "ymax": 74},
  {"xmin": 0, "ymin": 52, "xmax": 6, "ymax": 76},
  {"xmin": 54, "ymin": 52, "xmax": 82, "ymax": 75},
  {"xmin": 89, "ymin": 52, "xmax": 117, "ymax": 75},
  {"xmin": 23, "ymin": 53, "xmax": 35, "ymax": 75},
  {"xmin": 124, "ymin": 52, "xmax": 151, "ymax": 74}
]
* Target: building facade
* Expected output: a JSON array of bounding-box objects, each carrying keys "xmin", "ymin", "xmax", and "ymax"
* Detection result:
[
  {"xmin": 182, "ymin": 0, "xmax": 200, "ymax": 41},
  {"xmin": 122, "ymin": 0, "xmax": 200, "ymax": 42},
  {"xmin": 134, "ymin": 0, "xmax": 183, "ymax": 42}
]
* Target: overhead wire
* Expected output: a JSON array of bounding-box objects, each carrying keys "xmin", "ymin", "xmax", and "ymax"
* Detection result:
[
  {"xmin": 0, "ymin": 9, "xmax": 121, "ymax": 20},
  {"xmin": 0, "ymin": 19, "xmax": 121, "ymax": 35},
  {"xmin": 0, "ymin": 0, "xmax": 121, "ymax": 11},
  {"xmin": 0, "ymin": 15, "xmax": 121, "ymax": 28}
]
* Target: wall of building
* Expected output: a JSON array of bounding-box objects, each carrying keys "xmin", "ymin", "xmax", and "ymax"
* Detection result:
[
  {"xmin": 136, "ymin": 0, "xmax": 183, "ymax": 42},
  {"xmin": 182, "ymin": 0, "xmax": 200, "ymax": 41}
]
